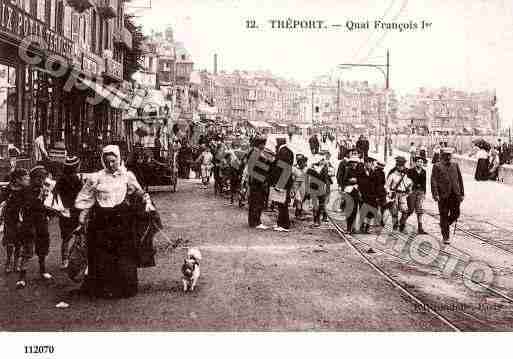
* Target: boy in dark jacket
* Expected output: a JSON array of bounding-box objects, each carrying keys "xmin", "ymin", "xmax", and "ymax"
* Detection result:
[
  {"xmin": 1, "ymin": 169, "xmax": 30, "ymax": 274},
  {"xmin": 16, "ymin": 166, "xmax": 53, "ymax": 289}
]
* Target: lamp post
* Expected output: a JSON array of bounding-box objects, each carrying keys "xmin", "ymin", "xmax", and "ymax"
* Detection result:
[{"xmin": 338, "ymin": 49, "xmax": 390, "ymax": 162}]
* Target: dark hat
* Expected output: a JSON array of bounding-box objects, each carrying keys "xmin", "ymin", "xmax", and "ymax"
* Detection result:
[
  {"xmin": 364, "ymin": 156, "xmax": 376, "ymax": 163},
  {"xmin": 395, "ymin": 156, "xmax": 407, "ymax": 165},
  {"xmin": 252, "ymin": 136, "xmax": 266, "ymax": 147},
  {"xmin": 29, "ymin": 165, "xmax": 49, "ymax": 181},
  {"xmin": 414, "ymin": 156, "xmax": 427, "ymax": 163},
  {"xmin": 9, "ymin": 168, "xmax": 28, "ymax": 182},
  {"xmin": 64, "ymin": 155, "xmax": 81, "ymax": 167}
]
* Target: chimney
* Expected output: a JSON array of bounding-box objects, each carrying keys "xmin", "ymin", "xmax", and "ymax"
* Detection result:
[{"xmin": 214, "ymin": 54, "xmax": 218, "ymax": 75}]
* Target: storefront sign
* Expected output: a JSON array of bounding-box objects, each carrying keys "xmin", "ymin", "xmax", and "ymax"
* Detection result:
[{"xmin": 0, "ymin": 0, "xmax": 73, "ymax": 59}]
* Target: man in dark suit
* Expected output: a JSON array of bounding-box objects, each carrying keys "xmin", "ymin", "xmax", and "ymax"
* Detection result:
[
  {"xmin": 431, "ymin": 147, "xmax": 465, "ymax": 244},
  {"xmin": 270, "ymin": 138, "xmax": 294, "ymax": 232},
  {"xmin": 309, "ymin": 134, "xmax": 320, "ymax": 155},
  {"xmin": 356, "ymin": 135, "xmax": 370, "ymax": 160}
]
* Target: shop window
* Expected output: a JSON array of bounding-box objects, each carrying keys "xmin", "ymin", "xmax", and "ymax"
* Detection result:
[{"xmin": 0, "ymin": 64, "xmax": 17, "ymax": 147}]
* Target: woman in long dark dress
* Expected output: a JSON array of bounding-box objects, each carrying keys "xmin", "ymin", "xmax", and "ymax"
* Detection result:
[
  {"xmin": 474, "ymin": 146, "xmax": 489, "ymax": 181},
  {"xmin": 75, "ymin": 145, "xmax": 154, "ymax": 299}
]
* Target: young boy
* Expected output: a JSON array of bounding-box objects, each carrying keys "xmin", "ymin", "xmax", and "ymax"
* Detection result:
[
  {"xmin": 16, "ymin": 166, "xmax": 53, "ymax": 289},
  {"xmin": 197, "ymin": 144, "xmax": 214, "ymax": 189},
  {"xmin": 1, "ymin": 168, "xmax": 30, "ymax": 274},
  {"xmin": 292, "ymin": 155, "xmax": 308, "ymax": 219}
]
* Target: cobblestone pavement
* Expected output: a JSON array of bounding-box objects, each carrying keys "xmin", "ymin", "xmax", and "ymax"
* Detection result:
[{"xmin": 0, "ymin": 179, "xmax": 453, "ymax": 331}]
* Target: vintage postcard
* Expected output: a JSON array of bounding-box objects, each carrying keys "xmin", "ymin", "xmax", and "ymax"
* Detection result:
[{"xmin": 1, "ymin": 0, "xmax": 512, "ymax": 357}]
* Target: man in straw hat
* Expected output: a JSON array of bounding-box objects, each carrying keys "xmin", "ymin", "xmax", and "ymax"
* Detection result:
[
  {"xmin": 385, "ymin": 156, "xmax": 413, "ymax": 231},
  {"xmin": 431, "ymin": 147, "xmax": 464, "ymax": 244}
]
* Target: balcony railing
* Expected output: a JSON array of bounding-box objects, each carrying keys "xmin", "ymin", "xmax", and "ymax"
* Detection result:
[
  {"xmin": 104, "ymin": 58, "xmax": 123, "ymax": 82},
  {"xmin": 98, "ymin": 0, "xmax": 118, "ymax": 19}
]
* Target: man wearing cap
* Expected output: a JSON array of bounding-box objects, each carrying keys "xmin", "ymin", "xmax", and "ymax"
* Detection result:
[
  {"xmin": 340, "ymin": 154, "xmax": 364, "ymax": 232},
  {"xmin": 55, "ymin": 156, "xmax": 84, "ymax": 269},
  {"xmin": 431, "ymin": 147, "xmax": 464, "ymax": 244},
  {"xmin": 269, "ymin": 135, "xmax": 294, "ymax": 232},
  {"xmin": 386, "ymin": 156, "xmax": 413, "ymax": 231},
  {"xmin": 358, "ymin": 156, "xmax": 378, "ymax": 233},
  {"xmin": 247, "ymin": 137, "xmax": 272, "ymax": 229},
  {"xmin": 306, "ymin": 154, "xmax": 330, "ymax": 227},
  {"xmin": 403, "ymin": 156, "xmax": 428, "ymax": 234}
]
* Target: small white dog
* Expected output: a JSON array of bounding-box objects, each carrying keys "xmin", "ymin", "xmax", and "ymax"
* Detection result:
[{"xmin": 182, "ymin": 248, "xmax": 201, "ymax": 292}]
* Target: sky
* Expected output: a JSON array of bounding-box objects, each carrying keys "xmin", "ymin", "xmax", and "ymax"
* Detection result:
[{"xmin": 127, "ymin": 0, "xmax": 513, "ymax": 127}]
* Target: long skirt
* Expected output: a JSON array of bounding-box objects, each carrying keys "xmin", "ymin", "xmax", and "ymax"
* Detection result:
[
  {"xmin": 475, "ymin": 158, "xmax": 489, "ymax": 181},
  {"xmin": 84, "ymin": 202, "xmax": 138, "ymax": 299}
]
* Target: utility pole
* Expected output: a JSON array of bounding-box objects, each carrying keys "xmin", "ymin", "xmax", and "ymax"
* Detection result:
[
  {"xmin": 384, "ymin": 49, "xmax": 390, "ymax": 162},
  {"xmin": 337, "ymin": 79, "xmax": 341, "ymax": 127},
  {"xmin": 311, "ymin": 87, "xmax": 314, "ymax": 126},
  {"xmin": 338, "ymin": 49, "xmax": 390, "ymax": 162}
]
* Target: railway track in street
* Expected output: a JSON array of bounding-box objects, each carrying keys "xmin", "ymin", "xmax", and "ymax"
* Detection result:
[
  {"xmin": 424, "ymin": 209, "xmax": 513, "ymax": 256},
  {"xmin": 327, "ymin": 211, "xmax": 513, "ymax": 331}
]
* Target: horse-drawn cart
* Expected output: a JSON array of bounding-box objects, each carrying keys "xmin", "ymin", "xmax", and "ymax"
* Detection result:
[{"xmin": 124, "ymin": 115, "xmax": 178, "ymax": 192}]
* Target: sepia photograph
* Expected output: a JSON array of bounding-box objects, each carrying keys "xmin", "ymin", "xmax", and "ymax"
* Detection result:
[{"xmin": 1, "ymin": 0, "xmax": 513, "ymax": 355}]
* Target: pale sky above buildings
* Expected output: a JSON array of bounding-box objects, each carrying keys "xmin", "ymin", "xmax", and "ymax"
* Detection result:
[{"xmin": 128, "ymin": 0, "xmax": 513, "ymax": 127}]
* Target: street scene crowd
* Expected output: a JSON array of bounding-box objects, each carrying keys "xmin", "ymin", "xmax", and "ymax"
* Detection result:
[{"xmin": 0, "ymin": 123, "xmax": 472, "ymax": 301}]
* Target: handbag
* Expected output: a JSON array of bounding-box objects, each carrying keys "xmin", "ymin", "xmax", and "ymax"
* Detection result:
[
  {"xmin": 269, "ymin": 187, "xmax": 287, "ymax": 204},
  {"xmin": 67, "ymin": 229, "xmax": 88, "ymax": 283}
]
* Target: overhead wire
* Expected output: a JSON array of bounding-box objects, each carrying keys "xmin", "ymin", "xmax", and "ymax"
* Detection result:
[
  {"xmin": 351, "ymin": 0, "xmax": 398, "ymax": 62},
  {"xmin": 359, "ymin": 0, "xmax": 409, "ymax": 63}
]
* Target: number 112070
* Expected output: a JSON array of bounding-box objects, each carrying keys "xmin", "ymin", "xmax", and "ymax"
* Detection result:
[{"xmin": 24, "ymin": 345, "xmax": 55, "ymax": 355}]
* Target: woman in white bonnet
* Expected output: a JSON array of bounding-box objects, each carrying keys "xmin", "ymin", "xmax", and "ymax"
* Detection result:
[{"xmin": 75, "ymin": 145, "xmax": 154, "ymax": 299}]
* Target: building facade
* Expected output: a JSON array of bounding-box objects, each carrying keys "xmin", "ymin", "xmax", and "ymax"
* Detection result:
[
  {"xmin": 0, "ymin": 0, "xmax": 132, "ymax": 169},
  {"xmin": 197, "ymin": 70, "xmax": 306, "ymax": 126},
  {"xmin": 397, "ymin": 87, "xmax": 499, "ymax": 135}
]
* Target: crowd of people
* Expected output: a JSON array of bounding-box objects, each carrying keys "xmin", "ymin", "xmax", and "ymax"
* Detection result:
[
  {"xmin": 197, "ymin": 129, "xmax": 463, "ymax": 246},
  {"xmin": 0, "ymin": 123, "xmax": 472, "ymax": 300},
  {"xmin": 1, "ymin": 144, "xmax": 157, "ymax": 299},
  {"xmin": 471, "ymin": 138, "xmax": 510, "ymax": 181}
]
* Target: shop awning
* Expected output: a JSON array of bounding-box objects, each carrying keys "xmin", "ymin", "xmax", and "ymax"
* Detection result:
[
  {"xmin": 247, "ymin": 120, "xmax": 273, "ymax": 129},
  {"xmin": 79, "ymin": 77, "xmax": 130, "ymax": 110}
]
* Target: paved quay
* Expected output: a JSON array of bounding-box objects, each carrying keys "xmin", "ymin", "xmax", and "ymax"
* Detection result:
[{"xmin": 0, "ymin": 179, "xmax": 451, "ymax": 331}]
